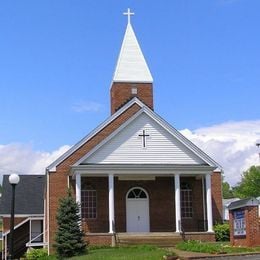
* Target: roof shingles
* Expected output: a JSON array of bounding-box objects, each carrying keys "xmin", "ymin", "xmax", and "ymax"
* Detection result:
[{"xmin": 0, "ymin": 175, "xmax": 45, "ymax": 215}]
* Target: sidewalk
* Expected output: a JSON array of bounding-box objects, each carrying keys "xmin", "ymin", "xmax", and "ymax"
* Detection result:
[{"xmin": 170, "ymin": 248, "xmax": 260, "ymax": 260}]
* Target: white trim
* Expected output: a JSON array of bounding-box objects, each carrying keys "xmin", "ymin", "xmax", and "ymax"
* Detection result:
[
  {"xmin": 118, "ymin": 176, "xmax": 155, "ymax": 181},
  {"xmin": 175, "ymin": 174, "xmax": 181, "ymax": 233},
  {"xmin": 26, "ymin": 228, "xmax": 46, "ymax": 247},
  {"xmin": 73, "ymin": 107, "xmax": 221, "ymax": 169},
  {"xmin": 76, "ymin": 173, "xmax": 81, "ymax": 217},
  {"xmin": 3, "ymin": 216, "xmax": 44, "ymax": 237},
  {"xmin": 5, "ymin": 236, "xmax": 7, "ymax": 260},
  {"xmin": 47, "ymin": 170, "xmax": 50, "ymax": 254},
  {"xmin": 72, "ymin": 164, "xmax": 215, "ymax": 177},
  {"xmin": 206, "ymin": 174, "xmax": 213, "ymax": 232},
  {"xmin": 0, "ymin": 214, "xmax": 44, "ymax": 217},
  {"xmin": 142, "ymin": 107, "xmax": 222, "ymax": 168},
  {"xmin": 30, "ymin": 218, "xmax": 32, "ymax": 242},
  {"xmin": 1, "ymin": 233, "xmax": 3, "ymax": 260},
  {"xmin": 3, "ymin": 217, "xmax": 29, "ymax": 236},
  {"xmin": 74, "ymin": 109, "xmax": 144, "ymax": 166},
  {"xmin": 126, "ymin": 186, "xmax": 149, "ymax": 199},
  {"xmin": 67, "ymin": 175, "xmax": 70, "ymax": 188},
  {"xmin": 108, "ymin": 174, "xmax": 115, "ymax": 233},
  {"xmin": 43, "ymin": 188, "xmax": 46, "ymax": 247},
  {"xmin": 47, "ymin": 97, "xmax": 221, "ymax": 173},
  {"xmin": 47, "ymin": 98, "xmax": 144, "ymax": 171}
]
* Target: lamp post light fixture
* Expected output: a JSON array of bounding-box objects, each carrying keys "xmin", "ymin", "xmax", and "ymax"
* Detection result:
[
  {"xmin": 8, "ymin": 174, "xmax": 20, "ymax": 260},
  {"xmin": 256, "ymin": 143, "xmax": 260, "ymax": 162}
]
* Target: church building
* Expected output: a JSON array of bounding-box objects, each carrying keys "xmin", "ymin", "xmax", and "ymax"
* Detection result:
[{"xmin": 46, "ymin": 9, "xmax": 223, "ymax": 251}]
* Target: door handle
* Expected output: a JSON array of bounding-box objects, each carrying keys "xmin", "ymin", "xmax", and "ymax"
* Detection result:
[{"xmin": 138, "ymin": 216, "xmax": 140, "ymax": 221}]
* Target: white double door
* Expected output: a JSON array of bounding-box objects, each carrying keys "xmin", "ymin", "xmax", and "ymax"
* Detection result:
[{"xmin": 126, "ymin": 198, "xmax": 150, "ymax": 232}]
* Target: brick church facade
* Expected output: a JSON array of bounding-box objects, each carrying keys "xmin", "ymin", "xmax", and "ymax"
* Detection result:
[{"xmin": 45, "ymin": 10, "xmax": 223, "ymax": 252}]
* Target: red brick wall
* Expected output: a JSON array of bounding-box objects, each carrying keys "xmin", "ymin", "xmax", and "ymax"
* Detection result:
[
  {"xmin": 230, "ymin": 206, "xmax": 260, "ymax": 247},
  {"xmin": 181, "ymin": 177, "xmax": 204, "ymax": 232},
  {"xmin": 77, "ymin": 176, "xmax": 212, "ymax": 234},
  {"xmin": 110, "ymin": 82, "xmax": 153, "ymax": 114},
  {"xmin": 114, "ymin": 177, "xmax": 174, "ymax": 232},
  {"xmin": 85, "ymin": 234, "xmax": 113, "ymax": 246},
  {"xmin": 81, "ymin": 177, "xmax": 109, "ymax": 233},
  {"xmin": 3, "ymin": 217, "xmax": 27, "ymax": 232},
  {"xmin": 48, "ymin": 103, "xmax": 142, "ymax": 250},
  {"xmin": 185, "ymin": 232, "xmax": 215, "ymax": 242},
  {"xmin": 49, "ymin": 172, "xmax": 222, "ymax": 249},
  {"xmin": 211, "ymin": 172, "xmax": 223, "ymax": 223}
]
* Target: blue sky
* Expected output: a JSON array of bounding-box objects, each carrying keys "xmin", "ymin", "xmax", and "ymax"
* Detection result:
[{"xmin": 0, "ymin": 0, "xmax": 260, "ymax": 184}]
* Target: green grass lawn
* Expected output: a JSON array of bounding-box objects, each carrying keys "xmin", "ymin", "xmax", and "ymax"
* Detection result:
[
  {"xmin": 68, "ymin": 245, "xmax": 171, "ymax": 260},
  {"xmin": 176, "ymin": 240, "xmax": 260, "ymax": 254}
]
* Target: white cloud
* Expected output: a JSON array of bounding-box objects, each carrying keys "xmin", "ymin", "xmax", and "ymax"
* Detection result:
[
  {"xmin": 72, "ymin": 101, "xmax": 103, "ymax": 113},
  {"xmin": 180, "ymin": 120, "xmax": 260, "ymax": 186},
  {"xmin": 0, "ymin": 143, "xmax": 70, "ymax": 180}
]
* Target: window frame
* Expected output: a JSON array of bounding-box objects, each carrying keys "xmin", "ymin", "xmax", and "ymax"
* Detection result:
[
  {"xmin": 180, "ymin": 182, "xmax": 193, "ymax": 219},
  {"xmin": 81, "ymin": 186, "xmax": 97, "ymax": 220}
]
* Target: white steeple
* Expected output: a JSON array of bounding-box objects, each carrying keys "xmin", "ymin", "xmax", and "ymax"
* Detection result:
[{"xmin": 112, "ymin": 9, "xmax": 153, "ymax": 83}]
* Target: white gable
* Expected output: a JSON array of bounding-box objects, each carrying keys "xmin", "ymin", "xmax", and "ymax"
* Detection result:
[
  {"xmin": 112, "ymin": 23, "xmax": 153, "ymax": 83},
  {"xmin": 82, "ymin": 113, "xmax": 206, "ymax": 165}
]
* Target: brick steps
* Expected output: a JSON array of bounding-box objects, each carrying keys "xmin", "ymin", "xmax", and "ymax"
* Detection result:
[{"xmin": 116, "ymin": 233, "xmax": 183, "ymax": 247}]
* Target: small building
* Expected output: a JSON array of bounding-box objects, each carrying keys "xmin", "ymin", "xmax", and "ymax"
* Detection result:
[
  {"xmin": 223, "ymin": 198, "xmax": 240, "ymax": 221},
  {"xmin": 228, "ymin": 198, "xmax": 260, "ymax": 247},
  {"xmin": 0, "ymin": 175, "xmax": 45, "ymax": 259}
]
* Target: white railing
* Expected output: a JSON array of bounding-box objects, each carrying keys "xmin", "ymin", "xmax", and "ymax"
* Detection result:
[{"xmin": 26, "ymin": 230, "xmax": 47, "ymax": 247}]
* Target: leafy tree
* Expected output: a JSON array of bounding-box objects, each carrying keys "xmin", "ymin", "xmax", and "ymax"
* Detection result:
[
  {"xmin": 222, "ymin": 181, "xmax": 234, "ymax": 199},
  {"xmin": 54, "ymin": 189, "xmax": 87, "ymax": 258},
  {"xmin": 233, "ymin": 166, "xmax": 260, "ymax": 199}
]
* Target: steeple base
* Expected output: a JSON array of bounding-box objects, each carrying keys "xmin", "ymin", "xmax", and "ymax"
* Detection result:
[{"xmin": 110, "ymin": 82, "xmax": 153, "ymax": 114}]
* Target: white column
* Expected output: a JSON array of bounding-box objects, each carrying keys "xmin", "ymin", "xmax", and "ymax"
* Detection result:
[
  {"xmin": 108, "ymin": 174, "xmax": 115, "ymax": 233},
  {"xmin": 175, "ymin": 174, "xmax": 181, "ymax": 232},
  {"xmin": 75, "ymin": 173, "xmax": 81, "ymax": 216},
  {"xmin": 206, "ymin": 173, "xmax": 213, "ymax": 232}
]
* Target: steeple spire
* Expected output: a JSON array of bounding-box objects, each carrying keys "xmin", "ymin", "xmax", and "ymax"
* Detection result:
[
  {"xmin": 110, "ymin": 9, "xmax": 154, "ymax": 114},
  {"xmin": 112, "ymin": 9, "xmax": 153, "ymax": 83}
]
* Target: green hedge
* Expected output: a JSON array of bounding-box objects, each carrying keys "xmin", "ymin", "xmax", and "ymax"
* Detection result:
[
  {"xmin": 25, "ymin": 248, "xmax": 48, "ymax": 259},
  {"xmin": 214, "ymin": 223, "xmax": 230, "ymax": 241}
]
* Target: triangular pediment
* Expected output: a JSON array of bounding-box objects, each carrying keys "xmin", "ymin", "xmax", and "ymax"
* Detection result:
[{"xmin": 79, "ymin": 111, "xmax": 209, "ymax": 165}]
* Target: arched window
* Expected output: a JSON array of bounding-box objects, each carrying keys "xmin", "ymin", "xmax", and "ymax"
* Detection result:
[
  {"xmin": 81, "ymin": 184, "xmax": 97, "ymax": 219},
  {"xmin": 127, "ymin": 187, "xmax": 148, "ymax": 199},
  {"xmin": 181, "ymin": 182, "xmax": 193, "ymax": 218}
]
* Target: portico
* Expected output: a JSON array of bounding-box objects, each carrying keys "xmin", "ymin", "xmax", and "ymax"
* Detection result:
[{"xmin": 73, "ymin": 164, "xmax": 215, "ymax": 235}]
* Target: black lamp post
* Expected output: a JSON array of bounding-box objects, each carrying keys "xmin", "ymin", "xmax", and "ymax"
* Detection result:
[{"xmin": 8, "ymin": 174, "xmax": 20, "ymax": 260}]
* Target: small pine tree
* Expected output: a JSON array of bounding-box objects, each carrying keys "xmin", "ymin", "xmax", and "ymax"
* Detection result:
[{"xmin": 54, "ymin": 189, "xmax": 87, "ymax": 258}]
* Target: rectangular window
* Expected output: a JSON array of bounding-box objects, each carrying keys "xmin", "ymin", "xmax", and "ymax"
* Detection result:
[
  {"xmin": 181, "ymin": 189, "xmax": 193, "ymax": 218},
  {"xmin": 81, "ymin": 189, "xmax": 97, "ymax": 219}
]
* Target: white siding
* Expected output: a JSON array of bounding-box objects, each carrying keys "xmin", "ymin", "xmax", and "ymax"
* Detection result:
[
  {"xmin": 113, "ymin": 23, "xmax": 153, "ymax": 83},
  {"xmin": 83, "ymin": 113, "xmax": 205, "ymax": 165}
]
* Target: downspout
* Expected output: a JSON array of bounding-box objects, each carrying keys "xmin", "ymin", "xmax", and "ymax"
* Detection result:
[{"xmin": 46, "ymin": 170, "xmax": 50, "ymax": 255}]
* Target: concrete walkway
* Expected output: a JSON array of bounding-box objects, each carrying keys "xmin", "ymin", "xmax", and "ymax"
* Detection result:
[{"xmin": 170, "ymin": 248, "xmax": 260, "ymax": 260}]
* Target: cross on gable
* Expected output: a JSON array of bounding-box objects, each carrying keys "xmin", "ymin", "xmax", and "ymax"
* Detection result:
[
  {"xmin": 138, "ymin": 130, "xmax": 150, "ymax": 148},
  {"xmin": 123, "ymin": 8, "xmax": 135, "ymax": 24}
]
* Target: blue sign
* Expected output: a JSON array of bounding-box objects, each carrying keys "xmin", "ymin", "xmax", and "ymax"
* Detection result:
[{"xmin": 234, "ymin": 210, "xmax": 246, "ymax": 236}]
